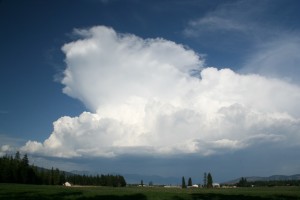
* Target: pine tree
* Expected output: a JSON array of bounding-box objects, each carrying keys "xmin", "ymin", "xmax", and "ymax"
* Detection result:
[
  {"xmin": 238, "ymin": 177, "xmax": 248, "ymax": 187},
  {"xmin": 207, "ymin": 173, "xmax": 213, "ymax": 188},
  {"xmin": 120, "ymin": 175, "xmax": 127, "ymax": 187},
  {"xmin": 203, "ymin": 172, "xmax": 207, "ymax": 187},
  {"xmin": 20, "ymin": 154, "xmax": 29, "ymax": 183},
  {"xmin": 59, "ymin": 172, "xmax": 66, "ymax": 185},
  {"xmin": 149, "ymin": 181, "xmax": 153, "ymax": 186},
  {"xmin": 15, "ymin": 151, "xmax": 21, "ymax": 161},
  {"xmin": 21, "ymin": 154, "xmax": 29, "ymax": 167},
  {"xmin": 188, "ymin": 177, "xmax": 192, "ymax": 186},
  {"xmin": 182, "ymin": 176, "xmax": 186, "ymax": 188},
  {"xmin": 50, "ymin": 167, "xmax": 54, "ymax": 185},
  {"xmin": 53, "ymin": 168, "xmax": 60, "ymax": 185}
]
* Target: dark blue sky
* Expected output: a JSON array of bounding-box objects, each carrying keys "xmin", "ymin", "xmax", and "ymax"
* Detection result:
[
  {"xmin": 1, "ymin": 0, "xmax": 300, "ymax": 183},
  {"xmin": 0, "ymin": 0, "xmax": 222, "ymax": 140}
]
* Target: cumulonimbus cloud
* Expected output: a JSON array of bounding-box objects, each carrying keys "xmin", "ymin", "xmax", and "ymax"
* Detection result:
[{"xmin": 20, "ymin": 26, "xmax": 300, "ymax": 158}]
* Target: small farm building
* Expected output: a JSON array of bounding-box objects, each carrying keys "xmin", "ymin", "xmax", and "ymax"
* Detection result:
[{"xmin": 64, "ymin": 182, "xmax": 72, "ymax": 187}]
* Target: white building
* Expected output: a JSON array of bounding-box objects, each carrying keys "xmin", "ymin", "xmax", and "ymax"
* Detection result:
[
  {"xmin": 212, "ymin": 183, "xmax": 220, "ymax": 188},
  {"xmin": 64, "ymin": 182, "xmax": 72, "ymax": 187}
]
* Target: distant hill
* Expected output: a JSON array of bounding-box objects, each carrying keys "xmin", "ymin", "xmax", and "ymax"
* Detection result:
[
  {"xmin": 123, "ymin": 174, "xmax": 180, "ymax": 185},
  {"xmin": 34, "ymin": 166, "xmax": 74, "ymax": 177},
  {"xmin": 224, "ymin": 174, "xmax": 300, "ymax": 184},
  {"xmin": 70, "ymin": 170, "xmax": 92, "ymax": 176}
]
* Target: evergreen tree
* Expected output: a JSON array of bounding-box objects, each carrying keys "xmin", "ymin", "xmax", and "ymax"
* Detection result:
[
  {"xmin": 188, "ymin": 177, "xmax": 192, "ymax": 186},
  {"xmin": 15, "ymin": 151, "xmax": 21, "ymax": 161},
  {"xmin": 203, "ymin": 172, "xmax": 207, "ymax": 187},
  {"xmin": 59, "ymin": 172, "xmax": 66, "ymax": 185},
  {"xmin": 50, "ymin": 167, "xmax": 54, "ymax": 185},
  {"xmin": 182, "ymin": 176, "xmax": 187, "ymax": 188},
  {"xmin": 53, "ymin": 168, "xmax": 60, "ymax": 185},
  {"xmin": 21, "ymin": 154, "xmax": 29, "ymax": 167},
  {"xmin": 119, "ymin": 175, "xmax": 127, "ymax": 187},
  {"xmin": 207, "ymin": 173, "xmax": 213, "ymax": 188},
  {"xmin": 237, "ymin": 177, "xmax": 248, "ymax": 187},
  {"xmin": 149, "ymin": 181, "xmax": 153, "ymax": 186},
  {"xmin": 141, "ymin": 179, "xmax": 144, "ymax": 187},
  {"xmin": 106, "ymin": 174, "xmax": 113, "ymax": 186},
  {"xmin": 0, "ymin": 153, "xmax": 127, "ymax": 187}
]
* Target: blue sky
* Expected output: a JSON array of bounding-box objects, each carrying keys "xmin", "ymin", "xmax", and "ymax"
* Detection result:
[{"xmin": 1, "ymin": 0, "xmax": 300, "ymax": 183}]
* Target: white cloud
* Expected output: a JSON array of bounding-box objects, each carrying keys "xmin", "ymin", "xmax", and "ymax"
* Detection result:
[
  {"xmin": 0, "ymin": 134, "xmax": 26, "ymax": 156},
  {"xmin": 21, "ymin": 26, "xmax": 300, "ymax": 158},
  {"xmin": 61, "ymin": 26, "xmax": 202, "ymax": 112},
  {"xmin": 0, "ymin": 145, "xmax": 13, "ymax": 157}
]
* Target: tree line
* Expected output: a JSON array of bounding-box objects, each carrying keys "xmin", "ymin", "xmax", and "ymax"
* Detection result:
[
  {"xmin": 237, "ymin": 177, "xmax": 300, "ymax": 187},
  {"xmin": 67, "ymin": 174, "xmax": 126, "ymax": 187},
  {"xmin": 181, "ymin": 172, "xmax": 214, "ymax": 188},
  {"xmin": 0, "ymin": 152, "xmax": 126, "ymax": 187}
]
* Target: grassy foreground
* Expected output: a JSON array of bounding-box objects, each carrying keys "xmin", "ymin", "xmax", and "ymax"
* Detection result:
[{"xmin": 0, "ymin": 184, "xmax": 300, "ymax": 200}]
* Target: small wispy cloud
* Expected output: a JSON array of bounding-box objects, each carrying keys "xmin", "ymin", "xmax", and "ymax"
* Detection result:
[
  {"xmin": 183, "ymin": 0, "xmax": 265, "ymax": 38},
  {"xmin": 184, "ymin": 16, "xmax": 251, "ymax": 38}
]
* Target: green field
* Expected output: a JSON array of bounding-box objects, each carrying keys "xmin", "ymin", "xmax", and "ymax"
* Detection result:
[{"xmin": 0, "ymin": 184, "xmax": 300, "ymax": 200}]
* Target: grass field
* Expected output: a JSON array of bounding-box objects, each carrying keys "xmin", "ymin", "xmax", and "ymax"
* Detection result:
[{"xmin": 0, "ymin": 184, "xmax": 300, "ymax": 200}]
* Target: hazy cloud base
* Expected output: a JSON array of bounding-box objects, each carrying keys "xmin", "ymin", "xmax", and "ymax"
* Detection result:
[{"xmin": 19, "ymin": 26, "xmax": 300, "ymax": 158}]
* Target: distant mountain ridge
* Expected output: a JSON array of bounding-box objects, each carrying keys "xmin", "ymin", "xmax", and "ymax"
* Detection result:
[
  {"xmin": 70, "ymin": 170, "xmax": 92, "ymax": 176},
  {"xmin": 224, "ymin": 174, "xmax": 300, "ymax": 184},
  {"xmin": 69, "ymin": 170, "xmax": 300, "ymax": 186},
  {"xmin": 123, "ymin": 174, "xmax": 180, "ymax": 185}
]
